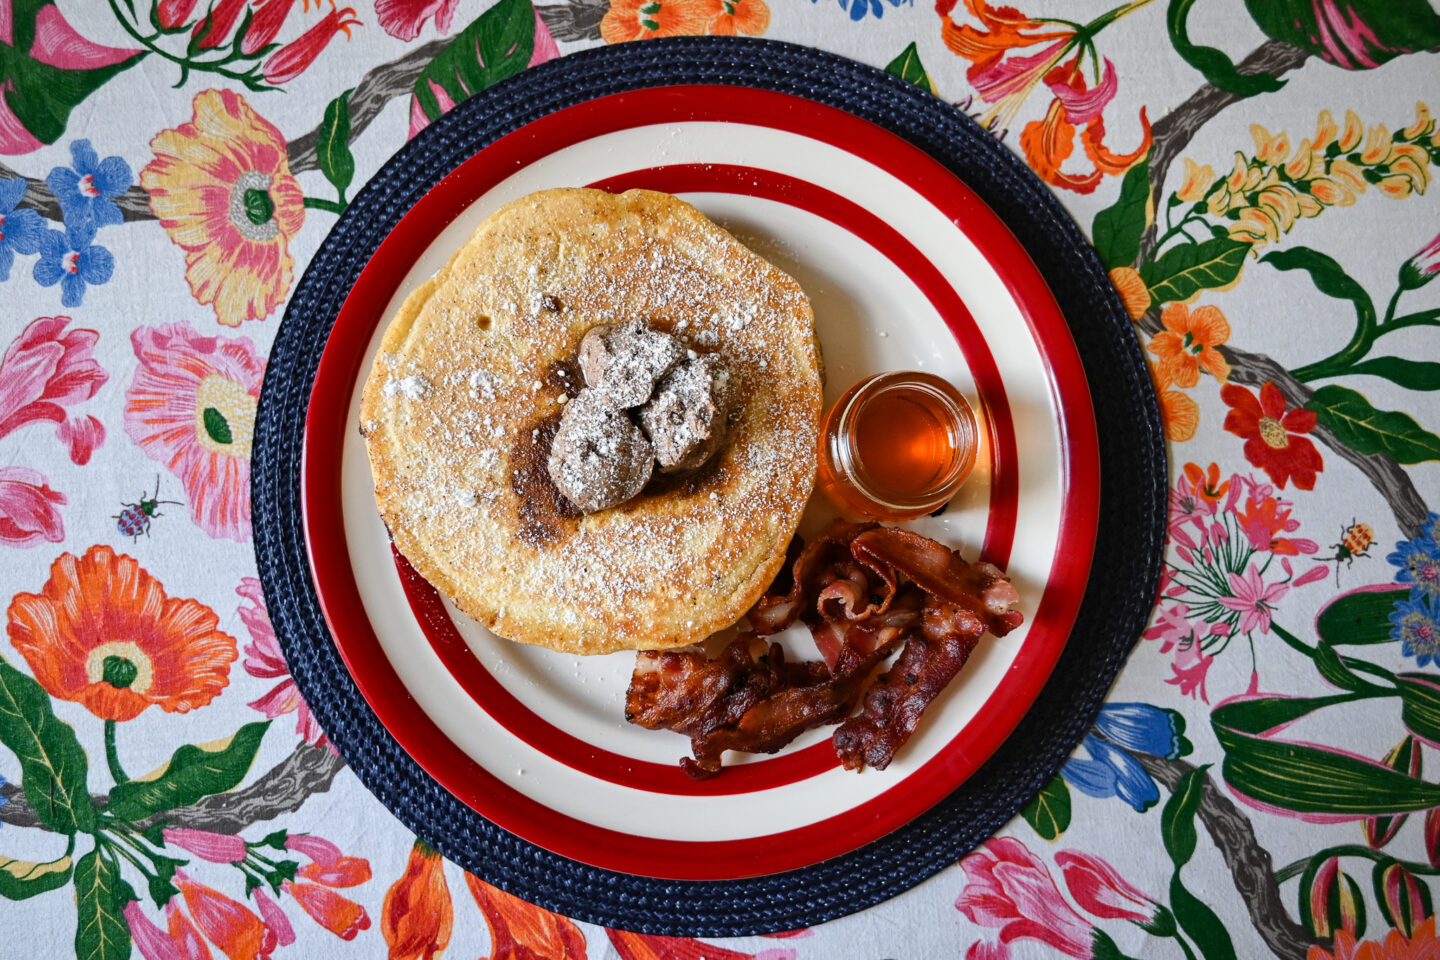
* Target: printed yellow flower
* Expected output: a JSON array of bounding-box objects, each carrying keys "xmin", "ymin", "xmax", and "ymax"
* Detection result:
[
  {"xmin": 1283, "ymin": 139, "xmax": 1320, "ymax": 180},
  {"xmin": 1379, "ymin": 175, "xmax": 1415, "ymax": 198},
  {"xmin": 142, "ymin": 90, "xmax": 305, "ymax": 327},
  {"xmin": 1329, "ymin": 158, "xmax": 1368, "ymax": 192},
  {"xmin": 1229, "ymin": 207, "xmax": 1281, "ymax": 245},
  {"xmin": 1314, "ymin": 110, "xmax": 1338, "ymax": 150},
  {"xmin": 1403, "ymin": 101, "xmax": 1434, "ymax": 140},
  {"xmin": 1250, "ymin": 125, "xmax": 1289, "ymax": 165},
  {"xmin": 1296, "ymin": 192, "xmax": 1324, "ymax": 218},
  {"xmin": 1109, "ymin": 267, "xmax": 1150, "ymax": 320},
  {"xmin": 1176, "ymin": 158, "xmax": 1215, "ymax": 203},
  {"xmin": 1338, "ymin": 110, "xmax": 1365, "ymax": 151},
  {"xmin": 1361, "ymin": 124, "xmax": 1393, "ymax": 165}
]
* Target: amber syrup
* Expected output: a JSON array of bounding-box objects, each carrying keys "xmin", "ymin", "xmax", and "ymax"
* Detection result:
[{"xmin": 817, "ymin": 371, "xmax": 978, "ymax": 521}]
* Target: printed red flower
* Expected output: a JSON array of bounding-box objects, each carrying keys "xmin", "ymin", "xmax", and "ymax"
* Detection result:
[
  {"xmin": 0, "ymin": 466, "xmax": 65, "ymax": 548},
  {"xmin": 262, "ymin": 2, "xmax": 361, "ymax": 85},
  {"xmin": 382, "ymin": 840, "xmax": 453, "ymax": 960},
  {"xmin": 467, "ymin": 873, "xmax": 587, "ymax": 959},
  {"xmin": 1148, "ymin": 303, "xmax": 1231, "ymax": 387},
  {"xmin": 192, "ymin": 0, "xmax": 249, "ymax": 49},
  {"xmin": 1221, "ymin": 381, "xmax": 1324, "ymax": 490},
  {"xmin": 956, "ymin": 837, "xmax": 1096, "ymax": 959},
  {"xmin": 241, "ymin": 0, "xmax": 300, "ymax": 55},
  {"xmin": 375, "ymin": 0, "xmax": 463, "ymax": 40},
  {"xmin": 177, "ymin": 870, "xmax": 277, "ymax": 960},
  {"xmin": 282, "ymin": 881, "xmax": 371, "ymax": 940},
  {"xmin": 0, "ymin": 316, "xmax": 108, "ymax": 464},
  {"xmin": 1056, "ymin": 850, "xmax": 1159, "ymax": 925},
  {"xmin": 158, "ymin": 0, "xmax": 201, "ymax": 29},
  {"xmin": 7, "ymin": 545, "xmax": 237, "ymax": 721}
]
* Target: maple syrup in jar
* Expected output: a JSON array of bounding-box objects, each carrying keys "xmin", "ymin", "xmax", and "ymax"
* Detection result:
[{"xmin": 817, "ymin": 371, "xmax": 978, "ymax": 521}]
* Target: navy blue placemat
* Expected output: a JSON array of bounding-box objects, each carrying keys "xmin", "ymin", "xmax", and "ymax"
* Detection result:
[{"xmin": 252, "ymin": 37, "xmax": 1166, "ymax": 936}]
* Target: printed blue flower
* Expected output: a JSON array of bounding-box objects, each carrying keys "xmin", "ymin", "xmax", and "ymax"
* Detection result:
[
  {"xmin": 1093, "ymin": 701, "xmax": 1189, "ymax": 759},
  {"xmin": 45, "ymin": 139, "xmax": 132, "ymax": 232},
  {"xmin": 1389, "ymin": 512, "xmax": 1440, "ymax": 603},
  {"xmin": 0, "ymin": 770, "xmax": 7, "ymax": 826},
  {"xmin": 0, "ymin": 178, "xmax": 46, "ymax": 282},
  {"xmin": 1391, "ymin": 593, "xmax": 1440, "ymax": 667},
  {"xmin": 33, "ymin": 222, "xmax": 114, "ymax": 308},
  {"xmin": 1062, "ymin": 733, "xmax": 1161, "ymax": 812},
  {"xmin": 811, "ymin": 0, "xmax": 911, "ymax": 22}
]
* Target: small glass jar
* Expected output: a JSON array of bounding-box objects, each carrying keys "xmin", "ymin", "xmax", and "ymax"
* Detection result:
[{"xmin": 817, "ymin": 371, "xmax": 979, "ymax": 521}]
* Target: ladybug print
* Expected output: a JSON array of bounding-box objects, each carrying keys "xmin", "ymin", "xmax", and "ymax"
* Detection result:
[
  {"xmin": 115, "ymin": 477, "xmax": 183, "ymax": 542},
  {"xmin": 1324, "ymin": 520, "xmax": 1374, "ymax": 584}
]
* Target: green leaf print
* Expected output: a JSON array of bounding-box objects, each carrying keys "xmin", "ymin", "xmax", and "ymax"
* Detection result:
[
  {"xmin": 1092, "ymin": 159, "xmax": 1152, "ymax": 271},
  {"xmin": 0, "ymin": 656, "xmax": 95, "ymax": 834},
  {"xmin": 884, "ymin": 43, "xmax": 937, "ymax": 95},
  {"xmin": 73, "ymin": 850, "xmax": 131, "ymax": 960},
  {"xmin": 1305, "ymin": 386, "xmax": 1440, "ymax": 463},
  {"xmin": 1019, "ymin": 775, "xmax": 1071, "ymax": 841},
  {"xmin": 0, "ymin": 847, "xmax": 74, "ymax": 901},
  {"xmin": 413, "ymin": 0, "xmax": 535, "ymax": 124},
  {"xmin": 1317, "ymin": 586, "xmax": 1413, "ymax": 646},
  {"xmin": 317, "ymin": 87, "xmax": 356, "ymax": 202},
  {"xmin": 105, "ymin": 721, "xmax": 269, "ymax": 823},
  {"xmin": 1140, "ymin": 237, "xmax": 1249, "ymax": 307}
]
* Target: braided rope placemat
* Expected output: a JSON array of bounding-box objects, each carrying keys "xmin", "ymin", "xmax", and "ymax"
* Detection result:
[{"xmin": 252, "ymin": 36, "xmax": 1166, "ymax": 935}]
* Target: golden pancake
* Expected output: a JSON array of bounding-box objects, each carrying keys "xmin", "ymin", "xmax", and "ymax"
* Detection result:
[{"xmin": 360, "ymin": 188, "xmax": 823, "ymax": 655}]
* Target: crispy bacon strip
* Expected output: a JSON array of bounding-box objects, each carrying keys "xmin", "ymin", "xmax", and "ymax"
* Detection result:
[
  {"xmin": 850, "ymin": 527, "xmax": 1023, "ymax": 636},
  {"xmin": 624, "ymin": 521, "xmax": 1023, "ymax": 778},
  {"xmin": 833, "ymin": 597, "xmax": 986, "ymax": 771}
]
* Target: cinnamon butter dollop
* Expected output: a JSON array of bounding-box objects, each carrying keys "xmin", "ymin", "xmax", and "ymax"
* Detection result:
[{"xmin": 546, "ymin": 324, "xmax": 732, "ymax": 514}]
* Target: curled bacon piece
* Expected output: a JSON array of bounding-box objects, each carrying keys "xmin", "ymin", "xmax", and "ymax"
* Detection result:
[
  {"xmin": 833, "ymin": 597, "xmax": 985, "ymax": 771},
  {"xmin": 625, "ymin": 519, "xmax": 1023, "ymax": 777}
]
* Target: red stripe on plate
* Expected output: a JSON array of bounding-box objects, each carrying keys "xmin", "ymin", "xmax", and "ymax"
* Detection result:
[{"xmin": 303, "ymin": 85, "xmax": 1099, "ymax": 880}]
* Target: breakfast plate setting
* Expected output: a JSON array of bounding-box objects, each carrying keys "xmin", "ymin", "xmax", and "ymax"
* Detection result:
[{"xmin": 253, "ymin": 37, "xmax": 1166, "ymax": 935}]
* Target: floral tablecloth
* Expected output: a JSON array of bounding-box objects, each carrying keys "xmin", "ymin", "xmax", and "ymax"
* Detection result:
[{"xmin": 2, "ymin": 1, "xmax": 1439, "ymax": 958}]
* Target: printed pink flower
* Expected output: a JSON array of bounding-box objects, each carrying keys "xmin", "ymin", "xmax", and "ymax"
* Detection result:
[
  {"xmin": 1168, "ymin": 649, "xmax": 1214, "ymax": 702},
  {"xmin": 0, "ymin": 466, "xmax": 65, "ymax": 548},
  {"xmin": 164, "ymin": 827, "xmax": 248, "ymax": 864},
  {"xmin": 252, "ymin": 889, "xmax": 296, "ymax": 948},
  {"xmin": 1218, "ymin": 564, "xmax": 1289, "ymax": 635},
  {"xmin": 956, "ymin": 837, "xmax": 1095, "ymax": 959},
  {"xmin": 0, "ymin": 316, "xmax": 108, "ymax": 464},
  {"xmin": 376, "ymin": 0, "xmax": 463, "ymax": 40},
  {"xmin": 1401, "ymin": 229, "xmax": 1440, "ymax": 290},
  {"xmin": 285, "ymin": 833, "xmax": 342, "ymax": 865},
  {"xmin": 124, "ymin": 323, "xmax": 263, "ymax": 543},
  {"xmin": 125, "ymin": 900, "xmax": 182, "ymax": 960},
  {"xmin": 239, "ymin": 576, "xmax": 334, "ymax": 750},
  {"xmin": 407, "ymin": 12, "xmax": 560, "ymax": 137},
  {"xmin": 29, "ymin": 4, "xmax": 141, "ymax": 70},
  {"xmin": 1056, "ymin": 850, "xmax": 1159, "ymax": 925}
]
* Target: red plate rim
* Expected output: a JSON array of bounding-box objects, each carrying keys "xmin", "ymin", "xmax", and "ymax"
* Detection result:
[{"xmin": 301, "ymin": 84, "xmax": 1101, "ymax": 880}]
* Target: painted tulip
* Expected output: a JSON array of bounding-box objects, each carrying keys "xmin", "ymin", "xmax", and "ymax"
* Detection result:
[
  {"xmin": 1364, "ymin": 736, "xmax": 1421, "ymax": 848},
  {"xmin": 1055, "ymin": 850, "xmax": 1161, "ymax": 926},
  {"xmin": 157, "ymin": 0, "xmax": 200, "ymax": 29},
  {"xmin": 1307, "ymin": 857, "xmax": 1366, "ymax": 939},
  {"xmin": 240, "ymin": 0, "xmax": 297, "ymax": 55},
  {"xmin": 192, "ymin": 0, "xmax": 249, "ymax": 49}
]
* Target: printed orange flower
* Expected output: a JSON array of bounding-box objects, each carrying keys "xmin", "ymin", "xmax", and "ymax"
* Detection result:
[
  {"xmin": 1308, "ymin": 916, "xmax": 1440, "ymax": 960},
  {"xmin": 6, "ymin": 545, "xmax": 237, "ymax": 721},
  {"xmin": 465, "ymin": 873, "xmax": 586, "ymax": 959},
  {"xmin": 382, "ymin": 840, "xmax": 453, "ymax": 960},
  {"xmin": 283, "ymin": 881, "xmax": 371, "ymax": 940},
  {"xmin": 1158, "ymin": 388, "xmax": 1199, "ymax": 442},
  {"xmin": 1147, "ymin": 302, "xmax": 1231, "ymax": 387},
  {"xmin": 600, "ymin": 0, "xmax": 708, "ymax": 42},
  {"xmin": 1222, "ymin": 381, "xmax": 1324, "ymax": 490},
  {"xmin": 1020, "ymin": 56, "xmax": 1151, "ymax": 195},
  {"xmin": 938, "ymin": 0, "xmax": 1072, "ymax": 85},
  {"xmin": 177, "ymin": 870, "xmax": 276, "ymax": 960},
  {"xmin": 142, "ymin": 89, "xmax": 305, "ymax": 327},
  {"xmin": 1182, "ymin": 462, "xmax": 1229, "ymax": 506},
  {"xmin": 1109, "ymin": 266, "xmax": 1150, "ymax": 320},
  {"xmin": 703, "ymin": 0, "xmax": 768, "ymax": 35}
]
